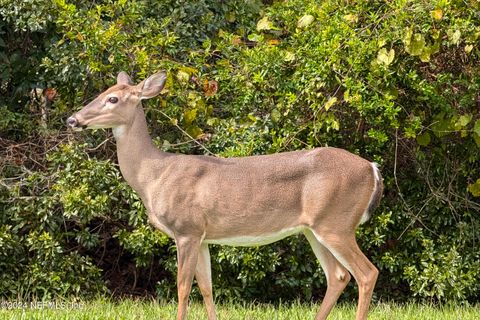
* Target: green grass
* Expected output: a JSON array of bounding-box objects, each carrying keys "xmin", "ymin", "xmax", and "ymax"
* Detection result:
[{"xmin": 0, "ymin": 299, "xmax": 478, "ymax": 319}]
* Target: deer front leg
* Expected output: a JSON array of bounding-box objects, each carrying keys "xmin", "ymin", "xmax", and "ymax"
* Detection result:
[
  {"xmin": 176, "ymin": 236, "xmax": 201, "ymax": 320},
  {"xmin": 195, "ymin": 243, "xmax": 216, "ymax": 320}
]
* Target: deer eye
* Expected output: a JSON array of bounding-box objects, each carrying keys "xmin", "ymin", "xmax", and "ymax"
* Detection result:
[{"xmin": 108, "ymin": 97, "xmax": 119, "ymax": 104}]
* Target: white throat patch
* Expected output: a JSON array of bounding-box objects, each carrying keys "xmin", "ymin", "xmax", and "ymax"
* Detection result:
[{"xmin": 112, "ymin": 126, "xmax": 126, "ymax": 139}]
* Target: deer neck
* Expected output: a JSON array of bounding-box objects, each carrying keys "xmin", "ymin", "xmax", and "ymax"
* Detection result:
[{"xmin": 113, "ymin": 106, "xmax": 166, "ymax": 194}]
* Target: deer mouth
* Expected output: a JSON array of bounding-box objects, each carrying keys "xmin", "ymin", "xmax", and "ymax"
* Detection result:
[{"xmin": 66, "ymin": 116, "xmax": 87, "ymax": 131}]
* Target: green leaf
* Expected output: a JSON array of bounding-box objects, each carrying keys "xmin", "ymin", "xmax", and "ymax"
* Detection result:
[
  {"xmin": 473, "ymin": 119, "xmax": 480, "ymax": 136},
  {"xmin": 297, "ymin": 15, "xmax": 315, "ymax": 28},
  {"xmin": 376, "ymin": 48, "xmax": 395, "ymax": 66},
  {"xmin": 432, "ymin": 114, "xmax": 452, "ymax": 137},
  {"xmin": 467, "ymin": 179, "xmax": 480, "ymax": 197},
  {"xmin": 416, "ymin": 132, "xmax": 431, "ymax": 146},
  {"xmin": 284, "ymin": 51, "xmax": 296, "ymax": 62},
  {"xmin": 271, "ymin": 108, "xmax": 281, "ymax": 123},
  {"xmin": 383, "ymin": 87, "xmax": 399, "ymax": 101},
  {"xmin": 454, "ymin": 114, "xmax": 472, "ymax": 130},
  {"xmin": 186, "ymin": 124, "xmax": 203, "ymax": 138},
  {"xmin": 248, "ymin": 33, "xmax": 264, "ymax": 42},
  {"xmin": 473, "ymin": 120, "xmax": 480, "ymax": 147},
  {"xmin": 419, "ymin": 50, "xmax": 431, "ymax": 62},
  {"xmin": 324, "ymin": 97, "xmax": 337, "ymax": 111},
  {"xmin": 474, "ymin": 133, "xmax": 480, "ymax": 147},
  {"xmin": 176, "ymin": 70, "xmax": 190, "ymax": 83},
  {"xmin": 419, "ymin": 36, "xmax": 441, "ymax": 62},
  {"xmin": 448, "ymin": 30, "xmax": 461, "ymax": 45},
  {"xmin": 343, "ymin": 14, "xmax": 358, "ymax": 23},
  {"xmin": 402, "ymin": 27, "xmax": 413, "ymax": 46},
  {"xmin": 407, "ymin": 33, "xmax": 426, "ymax": 56},
  {"xmin": 183, "ymin": 109, "xmax": 197, "ymax": 125},
  {"xmin": 257, "ymin": 17, "xmax": 275, "ymax": 31},
  {"xmin": 431, "ymin": 9, "xmax": 443, "ymax": 21},
  {"xmin": 247, "ymin": 113, "xmax": 258, "ymax": 123}
]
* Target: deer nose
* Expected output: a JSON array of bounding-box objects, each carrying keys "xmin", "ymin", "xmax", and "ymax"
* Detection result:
[{"xmin": 66, "ymin": 116, "xmax": 78, "ymax": 128}]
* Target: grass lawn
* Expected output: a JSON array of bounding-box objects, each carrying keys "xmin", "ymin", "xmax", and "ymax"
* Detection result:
[{"xmin": 1, "ymin": 299, "xmax": 479, "ymax": 319}]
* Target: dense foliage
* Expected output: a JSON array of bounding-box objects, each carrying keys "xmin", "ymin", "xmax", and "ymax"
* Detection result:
[{"xmin": 1, "ymin": 0, "xmax": 479, "ymax": 304}]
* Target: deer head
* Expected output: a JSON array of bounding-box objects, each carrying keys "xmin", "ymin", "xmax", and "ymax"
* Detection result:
[{"xmin": 66, "ymin": 71, "xmax": 166, "ymax": 131}]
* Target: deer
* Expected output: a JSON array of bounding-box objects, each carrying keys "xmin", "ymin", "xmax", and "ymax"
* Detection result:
[{"xmin": 67, "ymin": 71, "xmax": 383, "ymax": 320}]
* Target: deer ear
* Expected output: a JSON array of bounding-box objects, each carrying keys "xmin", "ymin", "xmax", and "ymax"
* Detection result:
[
  {"xmin": 137, "ymin": 71, "xmax": 167, "ymax": 100},
  {"xmin": 117, "ymin": 71, "xmax": 133, "ymax": 85}
]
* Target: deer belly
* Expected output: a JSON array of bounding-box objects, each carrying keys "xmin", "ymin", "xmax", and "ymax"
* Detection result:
[{"xmin": 203, "ymin": 226, "xmax": 305, "ymax": 246}]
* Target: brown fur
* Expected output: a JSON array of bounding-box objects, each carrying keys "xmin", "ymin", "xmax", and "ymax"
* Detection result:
[{"xmin": 68, "ymin": 72, "xmax": 383, "ymax": 320}]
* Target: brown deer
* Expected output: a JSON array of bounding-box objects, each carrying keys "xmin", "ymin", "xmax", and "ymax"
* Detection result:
[{"xmin": 67, "ymin": 71, "xmax": 383, "ymax": 320}]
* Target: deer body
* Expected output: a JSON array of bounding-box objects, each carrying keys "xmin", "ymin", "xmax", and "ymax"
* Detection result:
[{"xmin": 67, "ymin": 72, "xmax": 383, "ymax": 320}]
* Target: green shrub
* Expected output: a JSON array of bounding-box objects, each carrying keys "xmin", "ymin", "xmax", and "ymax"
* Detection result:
[{"xmin": 1, "ymin": 0, "xmax": 479, "ymax": 303}]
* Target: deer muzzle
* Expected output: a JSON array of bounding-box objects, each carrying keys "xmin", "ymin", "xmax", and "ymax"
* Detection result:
[{"xmin": 66, "ymin": 116, "xmax": 86, "ymax": 131}]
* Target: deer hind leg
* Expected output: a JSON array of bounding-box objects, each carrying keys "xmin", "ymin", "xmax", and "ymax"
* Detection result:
[
  {"xmin": 312, "ymin": 231, "xmax": 378, "ymax": 320},
  {"xmin": 175, "ymin": 236, "xmax": 202, "ymax": 320},
  {"xmin": 195, "ymin": 243, "xmax": 217, "ymax": 320},
  {"xmin": 304, "ymin": 229, "xmax": 351, "ymax": 320}
]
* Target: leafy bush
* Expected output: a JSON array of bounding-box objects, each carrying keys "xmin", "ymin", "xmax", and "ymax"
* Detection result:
[{"xmin": 1, "ymin": 0, "xmax": 479, "ymax": 303}]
